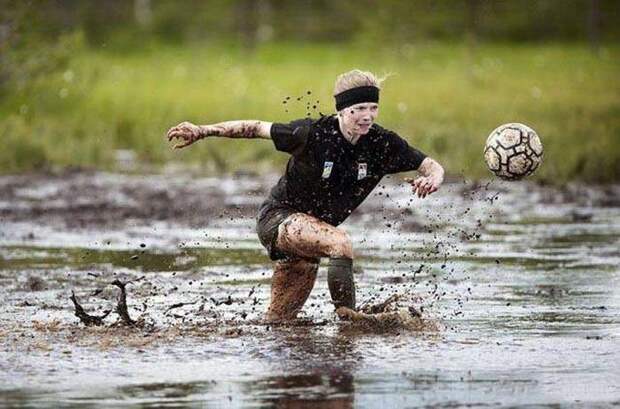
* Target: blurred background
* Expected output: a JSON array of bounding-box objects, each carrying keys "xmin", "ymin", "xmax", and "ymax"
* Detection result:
[{"xmin": 1, "ymin": 0, "xmax": 618, "ymax": 182}]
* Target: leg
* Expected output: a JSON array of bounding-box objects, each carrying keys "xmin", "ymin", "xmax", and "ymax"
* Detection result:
[
  {"xmin": 265, "ymin": 258, "xmax": 318, "ymax": 322},
  {"xmin": 327, "ymin": 257, "xmax": 355, "ymax": 309},
  {"xmin": 276, "ymin": 213, "xmax": 353, "ymax": 260},
  {"xmin": 276, "ymin": 213, "xmax": 356, "ymax": 310}
]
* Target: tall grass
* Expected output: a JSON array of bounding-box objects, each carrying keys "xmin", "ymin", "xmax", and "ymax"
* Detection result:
[{"xmin": 1, "ymin": 42, "xmax": 618, "ymax": 182}]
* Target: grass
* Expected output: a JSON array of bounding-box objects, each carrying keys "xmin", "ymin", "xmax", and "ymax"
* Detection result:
[{"xmin": 1, "ymin": 41, "xmax": 619, "ymax": 182}]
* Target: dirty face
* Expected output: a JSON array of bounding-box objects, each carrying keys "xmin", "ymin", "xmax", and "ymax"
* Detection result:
[{"xmin": 339, "ymin": 102, "xmax": 379, "ymax": 137}]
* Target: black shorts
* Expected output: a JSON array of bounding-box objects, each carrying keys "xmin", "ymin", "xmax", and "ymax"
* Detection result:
[{"xmin": 256, "ymin": 200, "xmax": 298, "ymax": 261}]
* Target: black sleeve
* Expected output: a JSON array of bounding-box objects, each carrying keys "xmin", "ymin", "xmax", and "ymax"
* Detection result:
[
  {"xmin": 382, "ymin": 132, "xmax": 427, "ymax": 174},
  {"xmin": 270, "ymin": 118, "xmax": 312, "ymax": 155}
]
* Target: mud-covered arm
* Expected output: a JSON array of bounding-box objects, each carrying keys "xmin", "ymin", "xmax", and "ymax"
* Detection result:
[
  {"xmin": 166, "ymin": 120, "xmax": 272, "ymax": 149},
  {"xmin": 406, "ymin": 157, "xmax": 444, "ymax": 198}
]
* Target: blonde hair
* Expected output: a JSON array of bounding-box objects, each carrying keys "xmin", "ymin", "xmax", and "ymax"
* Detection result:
[{"xmin": 333, "ymin": 69, "xmax": 389, "ymax": 95}]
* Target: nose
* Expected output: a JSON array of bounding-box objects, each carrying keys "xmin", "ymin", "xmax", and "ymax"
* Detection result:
[{"xmin": 360, "ymin": 113, "xmax": 373, "ymax": 124}]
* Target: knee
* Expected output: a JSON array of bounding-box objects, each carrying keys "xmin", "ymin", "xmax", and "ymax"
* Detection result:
[
  {"xmin": 296, "ymin": 258, "xmax": 320, "ymax": 273},
  {"xmin": 328, "ymin": 231, "xmax": 353, "ymax": 259},
  {"xmin": 276, "ymin": 257, "xmax": 319, "ymax": 275}
]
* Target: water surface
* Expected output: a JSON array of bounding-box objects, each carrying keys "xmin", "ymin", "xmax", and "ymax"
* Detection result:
[{"xmin": 1, "ymin": 171, "xmax": 619, "ymax": 408}]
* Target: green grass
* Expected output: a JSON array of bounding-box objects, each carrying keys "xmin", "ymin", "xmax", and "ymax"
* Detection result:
[{"xmin": 1, "ymin": 42, "xmax": 619, "ymax": 182}]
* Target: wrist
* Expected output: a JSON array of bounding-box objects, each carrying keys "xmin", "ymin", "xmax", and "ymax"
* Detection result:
[
  {"xmin": 433, "ymin": 164, "xmax": 445, "ymax": 183},
  {"xmin": 435, "ymin": 173, "xmax": 444, "ymax": 185}
]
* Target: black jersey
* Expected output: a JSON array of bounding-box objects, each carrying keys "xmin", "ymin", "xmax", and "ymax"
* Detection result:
[{"xmin": 267, "ymin": 115, "xmax": 426, "ymax": 226}]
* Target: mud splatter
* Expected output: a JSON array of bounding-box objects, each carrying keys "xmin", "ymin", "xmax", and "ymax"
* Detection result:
[
  {"xmin": 336, "ymin": 295, "xmax": 438, "ymax": 333},
  {"xmin": 70, "ymin": 291, "xmax": 111, "ymax": 326},
  {"xmin": 70, "ymin": 276, "xmax": 146, "ymax": 327}
]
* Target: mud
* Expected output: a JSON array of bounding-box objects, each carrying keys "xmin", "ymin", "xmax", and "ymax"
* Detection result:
[
  {"xmin": 1, "ymin": 170, "xmax": 619, "ymax": 407},
  {"xmin": 0, "ymin": 168, "xmax": 263, "ymax": 229},
  {"xmin": 336, "ymin": 294, "xmax": 437, "ymax": 333}
]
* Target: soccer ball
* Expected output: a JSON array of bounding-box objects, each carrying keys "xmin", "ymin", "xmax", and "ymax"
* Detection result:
[{"xmin": 484, "ymin": 123, "xmax": 543, "ymax": 180}]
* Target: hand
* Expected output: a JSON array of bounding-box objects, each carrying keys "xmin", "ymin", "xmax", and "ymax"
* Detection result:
[
  {"xmin": 166, "ymin": 121, "xmax": 203, "ymax": 149},
  {"xmin": 405, "ymin": 174, "xmax": 442, "ymax": 198}
]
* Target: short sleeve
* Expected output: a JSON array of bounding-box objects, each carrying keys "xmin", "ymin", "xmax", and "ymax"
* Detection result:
[
  {"xmin": 382, "ymin": 132, "xmax": 427, "ymax": 174},
  {"xmin": 270, "ymin": 118, "xmax": 312, "ymax": 155}
]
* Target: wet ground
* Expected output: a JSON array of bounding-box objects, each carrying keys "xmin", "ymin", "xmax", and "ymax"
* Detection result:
[{"xmin": 1, "ymin": 169, "xmax": 619, "ymax": 408}]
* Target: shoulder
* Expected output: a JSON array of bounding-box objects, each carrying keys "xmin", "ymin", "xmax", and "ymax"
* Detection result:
[
  {"xmin": 270, "ymin": 116, "xmax": 337, "ymax": 155},
  {"xmin": 312, "ymin": 114, "xmax": 338, "ymax": 131},
  {"xmin": 270, "ymin": 118, "xmax": 312, "ymax": 135},
  {"xmin": 288, "ymin": 117, "xmax": 314, "ymax": 129},
  {"xmin": 369, "ymin": 124, "xmax": 428, "ymax": 173},
  {"xmin": 274, "ymin": 116, "xmax": 330, "ymax": 132},
  {"xmin": 270, "ymin": 117, "xmax": 312, "ymax": 140},
  {"xmin": 305, "ymin": 115, "xmax": 340, "ymax": 140}
]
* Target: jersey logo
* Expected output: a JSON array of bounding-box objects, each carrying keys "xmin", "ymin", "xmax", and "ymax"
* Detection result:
[
  {"xmin": 357, "ymin": 163, "xmax": 367, "ymax": 180},
  {"xmin": 322, "ymin": 161, "xmax": 333, "ymax": 179}
]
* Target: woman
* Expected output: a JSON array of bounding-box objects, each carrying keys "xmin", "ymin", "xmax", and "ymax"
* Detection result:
[{"xmin": 166, "ymin": 69, "xmax": 444, "ymax": 322}]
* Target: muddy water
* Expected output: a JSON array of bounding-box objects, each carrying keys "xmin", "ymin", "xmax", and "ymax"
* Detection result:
[{"xmin": 1, "ymin": 171, "xmax": 619, "ymax": 408}]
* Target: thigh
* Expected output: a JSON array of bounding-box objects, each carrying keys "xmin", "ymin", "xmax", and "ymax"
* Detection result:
[
  {"xmin": 276, "ymin": 213, "xmax": 351, "ymax": 260},
  {"xmin": 256, "ymin": 203, "xmax": 298, "ymax": 260}
]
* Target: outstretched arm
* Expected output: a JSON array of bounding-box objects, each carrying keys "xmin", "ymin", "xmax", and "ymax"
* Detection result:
[
  {"xmin": 166, "ymin": 120, "xmax": 273, "ymax": 149},
  {"xmin": 406, "ymin": 157, "xmax": 444, "ymax": 198}
]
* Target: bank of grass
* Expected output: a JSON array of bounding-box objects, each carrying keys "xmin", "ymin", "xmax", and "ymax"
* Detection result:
[{"xmin": 1, "ymin": 42, "xmax": 619, "ymax": 182}]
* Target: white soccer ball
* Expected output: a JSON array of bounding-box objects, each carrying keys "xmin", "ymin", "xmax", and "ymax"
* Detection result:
[{"xmin": 484, "ymin": 123, "xmax": 543, "ymax": 180}]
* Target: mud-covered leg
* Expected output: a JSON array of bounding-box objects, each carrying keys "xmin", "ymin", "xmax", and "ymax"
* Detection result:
[
  {"xmin": 276, "ymin": 213, "xmax": 353, "ymax": 260},
  {"xmin": 327, "ymin": 257, "xmax": 356, "ymax": 309},
  {"xmin": 276, "ymin": 213, "xmax": 356, "ymax": 310},
  {"xmin": 265, "ymin": 258, "xmax": 318, "ymax": 322}
]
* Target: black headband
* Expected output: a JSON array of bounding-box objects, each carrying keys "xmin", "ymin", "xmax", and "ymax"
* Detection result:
[{"xmin": 334, "ymin": 86, "xmax": 380, "ymax": 111}]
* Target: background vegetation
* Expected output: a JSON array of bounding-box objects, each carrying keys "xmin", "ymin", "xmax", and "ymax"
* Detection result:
[{"xmin": 1, "ymin": 0, "xmax": 619, "ymax": 182}]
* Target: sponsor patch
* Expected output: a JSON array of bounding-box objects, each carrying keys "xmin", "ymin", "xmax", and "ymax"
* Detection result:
[
  {"xmin": 357, "ymin": 163, "xmax": 367, "ymax": 180},
  {"xmin": 322, "ymin": 161, "xmax": 334, "ymax": 179}
]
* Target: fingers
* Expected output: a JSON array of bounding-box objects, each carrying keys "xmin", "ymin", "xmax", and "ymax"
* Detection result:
[
  {"xmin": 419, "ymin": 181, "xmax": 439, "ymax": 198},
  {"xmin": 411, "ymin": 177, "xmax": 426, "ymax": 198},
  {"xmin": 419, "ymin": 181, "xmax": 436, "ymax": 198},
  {"xmin": 167, "ymin": 130, "xmax": 185, "ymax": 141},
  {"xmin": 408, "ymin": 176, "xmax": 438, "ymax": 199},
  {"xmin": 418, "ymin": 186, "xmax": 428, "ymax": 198},
  {"xmin": 167, "ymin": 127, "xmax": 188, "ymax": 141},
  {"xmin": 173, "ymin": 141, "xmax": 192, "ymax": 149},
  {"xmin": 166, "ymin": 122, "xmax": 195, "ymax": 141},
  {"xmin": 166, "ymin": 122, "xmax": 202, "ymax": 151},
  {"xmin": 172, "ymin": 134, "xmax": 198, "ymax": 149},
  {"xmin": 166, "ymin": 123, "xmax": 184, "ymax": 140}
]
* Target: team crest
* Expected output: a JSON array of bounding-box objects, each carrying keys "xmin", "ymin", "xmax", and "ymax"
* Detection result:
[
  {"xmin": 322, "ymin": 161, "xmax": 334, "ymax": 179},
  {"xmin": 357, "ymin": 163, "xmax": 367, "ymax": 180}
]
